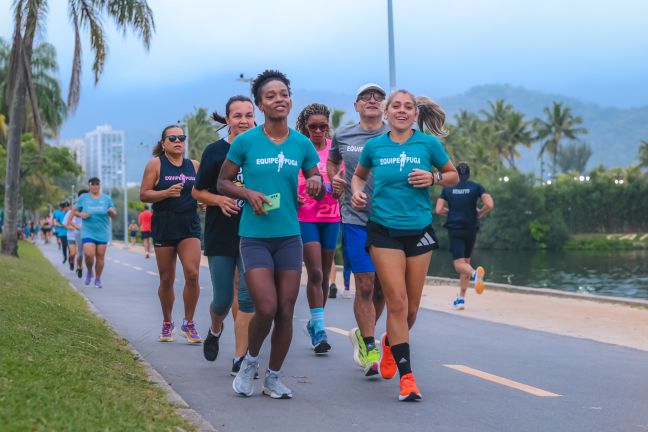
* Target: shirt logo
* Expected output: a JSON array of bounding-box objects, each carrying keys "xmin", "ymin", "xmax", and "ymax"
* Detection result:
[
  {"xmin": 164, "ymin": 173, "xmax": 196, "ymax": 183},
  {"xmin": 346, "ymin": 145, "xmax": 364, "ymax": 152},
  {"xmin": 452, "ymin": 188, "xmax": 471, "ymax": 195},
  {"xmin": 379, "ymin": 151, "xmax": 421, "ymax": 171},
  {"xmin": 256, "ymin": 151, "xmax": 299, "ymax": 172}
]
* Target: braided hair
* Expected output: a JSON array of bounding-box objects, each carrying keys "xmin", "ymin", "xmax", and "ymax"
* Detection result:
[
  {"xmin": 295, "ymin": 103, "xmax": 331, "ymax": 137},
  {"xmin": 250, "ymin": 70, "xmax": 291, "ymax": 106}
]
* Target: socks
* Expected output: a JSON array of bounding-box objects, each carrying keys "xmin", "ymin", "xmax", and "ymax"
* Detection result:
[
  {"xmin": 210, "ymin": 326, "xmax": 222, "ymax": 338},
  {"xmin": 245, "ymin": 353, "xmax": 259, "ymax": 364},
  {"xmin": 391, "ymin": 343, "xmax": 412, "ymax": 377},
  {"xmin": 363, "ymin": 336, "xmax": 376, "ymax": 352},
  {"xmin": 310, "ymin": 307, "xmax": 325, "ymax": 333}
]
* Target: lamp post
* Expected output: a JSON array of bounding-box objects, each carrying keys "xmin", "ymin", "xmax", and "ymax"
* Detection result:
[
  {"xmin": 177, "ymin": 120, "xmax": 189, "ymax": 159},
  {"xmin": 387, "ymin": 0, "xmax": 397, "ymax": 91},
  {"xmin": 122, "ymin": 147, "xmax": 128, "ymax": 245}
]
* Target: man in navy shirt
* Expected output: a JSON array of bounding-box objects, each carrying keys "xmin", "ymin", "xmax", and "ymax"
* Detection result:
[{"xmin": 435, "ymin": 162, "xmax": 494, "ymax": 309}]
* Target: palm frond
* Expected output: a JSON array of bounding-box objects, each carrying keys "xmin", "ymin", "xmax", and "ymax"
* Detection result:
[{"xmin": 67, "ymin": 6, "xmax": 82, "ymax": 111}]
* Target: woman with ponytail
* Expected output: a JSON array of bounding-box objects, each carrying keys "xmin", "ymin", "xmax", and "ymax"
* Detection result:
[{"xmin": 351, "ymin": 90, "xmax": 459, "ymax": 401}]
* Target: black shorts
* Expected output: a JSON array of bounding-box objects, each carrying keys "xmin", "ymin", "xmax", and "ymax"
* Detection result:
[
  {"xmin": 141, "ymin": 231, "xmax": 152, "ymax": 239},
  {"xmin": 152, "ymin": 210, "xmax": 201, "ymax": 247},
  {"xmin": 447, "ymin": 228, "xmax": 477, "ymax": 260},
  {"xmin": 130, "ymin": 231, "xmax": 137, "ymax": 238},
  {"xmin": 366, "ymin": 220, "xmax": 439, "ymax": 257}
]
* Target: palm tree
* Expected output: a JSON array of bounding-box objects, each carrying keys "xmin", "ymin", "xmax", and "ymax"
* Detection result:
[
  {"xmin": 639, "ymin": 140, "xmax": 648, "ymax": 169},
  {"xmin": 498, "ymin": 111, "xmax": 533, "ymax": 170},
  {"xmin": 183, "ymin": 107, "xmax": 219, "ymax": 160},
  {"xmin": 1, "ymin": 37, "xmax": 67, "ymax": 138},
  {"xmin": 331, "ymin": 109, "xmax": 345, "ymax": 132},
  {"xmin": 533, "ymin": 101, "xmax": 588, "ymax": 179},
  {"xmin": 2, "ymin": 0, "xmax": 154, "ymax": 257},
  {"xmin": 556, "ymin": 141, "xmax": 592, "ymax": 174}
]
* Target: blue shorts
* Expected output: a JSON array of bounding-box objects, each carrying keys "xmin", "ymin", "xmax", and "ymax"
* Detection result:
[
  {"xmin": 82, "ymin": 238, "xmax": 107, "ymax": 245},
  {"xmin": 341, "ymin": 223, "xmax": 375, "ymax": 273},
  {"xmin": 299, "ymin": 222, "xmax": 340, "ymax": 251}
]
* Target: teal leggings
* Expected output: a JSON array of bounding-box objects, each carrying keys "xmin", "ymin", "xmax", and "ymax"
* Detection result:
[{"xmin": 207, "ymin": 255, "xmax": 254, "ymax": 315}]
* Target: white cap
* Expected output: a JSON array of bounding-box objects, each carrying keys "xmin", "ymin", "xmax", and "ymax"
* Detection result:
[{"xmin": 355, "ymin": 83, "xmax": 386, "ymax": 99}]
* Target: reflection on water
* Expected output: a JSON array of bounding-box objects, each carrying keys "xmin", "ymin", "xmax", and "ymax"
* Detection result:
[{"xmin": 427, "ymin": 249, "xmax": 648, "ymax": 299}]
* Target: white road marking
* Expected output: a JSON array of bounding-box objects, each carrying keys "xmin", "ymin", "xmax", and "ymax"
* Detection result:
[{"xmin": 444, "ymin": 364, "xmax": 561, "ymax": 397}]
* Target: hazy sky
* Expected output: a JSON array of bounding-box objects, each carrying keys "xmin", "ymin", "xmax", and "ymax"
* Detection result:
[{"xmin": 1, "ymin": 0, "xmax": 647, "ymax": 108}]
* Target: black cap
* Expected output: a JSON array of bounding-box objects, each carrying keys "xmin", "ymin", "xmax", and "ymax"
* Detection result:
[
  {"xmin": 88, "ymin": 177, "xmax": 101, "ymax": 184},
  {"xmin": 457, "ymin": 162, "xmax": 470, "ymax": 180}
]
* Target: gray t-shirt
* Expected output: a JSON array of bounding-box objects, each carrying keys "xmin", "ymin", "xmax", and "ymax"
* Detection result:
[{"xmin": 329, "ymin": 122, "xmax": 389, "ymax": 225}]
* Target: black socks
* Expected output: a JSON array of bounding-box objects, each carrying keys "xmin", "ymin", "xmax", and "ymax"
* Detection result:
[
  {"xmin": 363, "ymin": 336, "xmax": 376, "ymax": 352},
  {"xmin": 391, "ymin": 343, "xmax": 412, "ymax": 377}
]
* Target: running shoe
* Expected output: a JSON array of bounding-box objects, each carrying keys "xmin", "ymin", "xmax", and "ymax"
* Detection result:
[
  {"xmin": 84, "ymin": 271, "xmax": 93, "ymax": 286},
  {"xmin": 203, "ymin": 324, "xmax": 222, "ymax": 361},
  {"xmin": 233, "ymin": 357, "xmax": 259, "ymax": 397},
  {"xmin": 231, "ymin": 357, "xmax": 259, "ymax": 378},
  {"xmin": 76, "ymin": 268, "xmax": 82, "ymax": 279},
  {"xmin": 366, "ymin": 346, "xmax": 380, "ymax": 377},
  {"xmin": 180, "ymin": 320, "xmax": 203, "ymax": 344},
  {"xmin": 399, "ymin": 373, "xmax": 422, "ymax": 401},
  {"xmin": 94, "ymin": 278, "xmax": 102, "ymax": 289},
  {"xmin": 474, "ymin": 266, "xmax": 486, "ymax": 294},
  {"xmin": 328, "ymin": 283, "xmax": 337, "ymax": 299},
  {"xmin": 262, "ymin": 370, "xmax": 293, "ymax": 399},
  {"xmin": 159, "ymin": 321, "xmax": 175, "ymax": 342},
  {"xmin": 378, "ymin": 333, "xmax": 397, "ymax": 380},
  {"xmin": 452, "ymin": 296, "xmax": 465, "ymax": 310},
  {"xmin": 69, "ymin": 261, "xmax": 74, "ymax": 271},
  {"xmin": 349, "ymin": 327, "xmax": 367, "ymax": 368},
  {"xmin": 145, "ymin": 252, "xmax": 150, "ymax": 259},
  {"xmin": 342, "ymin": 289, "xmax": 353, "ymax": 299},
  {"xmin": 312, "ymin": 330, "xmax": 331, "ymax": 355}
]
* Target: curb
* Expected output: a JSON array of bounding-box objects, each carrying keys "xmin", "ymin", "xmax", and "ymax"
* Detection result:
[
  {"xmin": 424, "ymin": 275, "xmax": 648, "ymax": 309},
  {"xmin": 44, "ymin": 249, "xmax": 217, "ymax": 432}
]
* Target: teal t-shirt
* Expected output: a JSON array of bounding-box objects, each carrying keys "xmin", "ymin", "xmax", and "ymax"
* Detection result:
[
  {"xmin": 358, "ymin": 129, "xmax": 449, "ymax": 230},
  {"xmin": 53, "ymin": 209, "xmax": 67, "ymax": 236},
  {"xmin": 76, "ymin": 193, "xmax": 115, "ymax": 242},
  {"xmin": 226, "ymin": 126, "xmax": 320, "ymax": 238}
]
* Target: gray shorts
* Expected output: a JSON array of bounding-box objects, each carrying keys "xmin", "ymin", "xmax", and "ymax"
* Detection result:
[
  {"xmin": 67, "ymin": 232, "xmax": 82, "ymax": 250},
  {"xmin": 239, "ymin": 235, "xmax": 303, "ymax": 273}
]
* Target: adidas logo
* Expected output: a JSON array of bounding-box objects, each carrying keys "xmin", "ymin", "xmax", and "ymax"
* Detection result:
[
  {"xmin": 398, "ymin": 358, "xmax": 409, "ymax": 364},
  {"xmin": 416, "ymin": 232, "xmax": 435, "ymax": 247}
]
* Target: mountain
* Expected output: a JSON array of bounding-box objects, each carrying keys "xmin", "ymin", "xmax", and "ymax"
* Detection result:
[{"xmin": 58, "ymin": 81, "xmax": 648, "ymax": 182}]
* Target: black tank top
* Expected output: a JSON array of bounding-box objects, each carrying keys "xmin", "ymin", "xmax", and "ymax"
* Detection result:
[{"xmin": 153, "ymin": 154, "xmax": 198, "ymax": 213}]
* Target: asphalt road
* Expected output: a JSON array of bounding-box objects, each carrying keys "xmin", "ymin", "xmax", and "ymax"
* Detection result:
[{"xmin": 39, "ymin": 242, "xmax": 648, "ymax": 432}]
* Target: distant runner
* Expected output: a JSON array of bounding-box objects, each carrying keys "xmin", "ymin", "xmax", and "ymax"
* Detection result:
[{"xmin": 138, "ymin": 207, "xmax": 153, "ymax": 258}]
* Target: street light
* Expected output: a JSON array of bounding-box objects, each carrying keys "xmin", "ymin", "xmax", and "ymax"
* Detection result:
[
  {"xmin": 177, "ymin": 120, "xmax": 189, "ymax": 159},
  {"xmin": 387, "ymin": 0, "xmax": 397, "ymax": 91}
]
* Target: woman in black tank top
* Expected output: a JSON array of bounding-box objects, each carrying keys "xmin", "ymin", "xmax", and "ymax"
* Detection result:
[{"xmin": 140, "ymin": 125, "xmax": 203, "ymax": 345}]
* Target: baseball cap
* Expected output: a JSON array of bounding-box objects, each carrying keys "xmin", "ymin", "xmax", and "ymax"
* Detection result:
[
  {"xmin": 88, "ymin": 177, "xmax": 101, "ymax": 184},
  {"xmin": 356, "ymin": 83, "xmax": 386, "ymax": 100}
]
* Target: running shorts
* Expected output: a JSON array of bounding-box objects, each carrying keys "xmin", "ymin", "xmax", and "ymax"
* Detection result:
[
  {"xmin": 341, "ymin": 223, "xmax": 374, "ymax": 273},
  {"xmin": 447, "ymin": 228, "xmax": 478, "ymax": 260},
  {"xmin": 239, "ymin": 235, "xmax": 303, "ymax": 272},
  {"xmin": 299, "ymin": 221, "xmax": 340, "ymax": 251},
  {"xmin": 366, "ymin": 220, "xmax": 439, "ymax": 257}
]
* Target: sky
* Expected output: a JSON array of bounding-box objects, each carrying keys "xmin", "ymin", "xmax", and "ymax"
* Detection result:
[{"xmin": 1, "ymin": 0, "xmax": 647, "ymax": 107}]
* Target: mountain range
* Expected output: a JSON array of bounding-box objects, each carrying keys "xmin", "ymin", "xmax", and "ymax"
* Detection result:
[{"xmin": 58, "ymin": 82, "xmax": 648, "ymax": 182}]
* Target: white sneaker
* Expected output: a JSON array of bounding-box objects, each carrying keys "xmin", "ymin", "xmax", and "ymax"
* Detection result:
[{"xmin": 342, "ymin": 289, "xmax": 353, "ymax": 299}]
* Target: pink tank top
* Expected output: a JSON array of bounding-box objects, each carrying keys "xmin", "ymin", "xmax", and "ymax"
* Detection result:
[{"xmin": 298, "ymin": 139, "xmax": 341, "ymax": 223}]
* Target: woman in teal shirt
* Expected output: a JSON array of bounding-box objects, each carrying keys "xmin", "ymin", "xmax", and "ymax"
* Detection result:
[
  {"xmin": 351, "ymin": 90, "xmax": 458, "ymax": 402},
  {"xmin": 218, "ymin": 70, "xmax": 323, "ymax": 400}
]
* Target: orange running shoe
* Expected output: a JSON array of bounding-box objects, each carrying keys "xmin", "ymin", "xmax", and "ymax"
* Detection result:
[
  {"xmin": 474, "ymin": 266, "xmax": 486, "ymax": 295},
  {"xmin": 379, "ymin": 333, "xmax": 397, "ymax": 380},
  {"xmin": 399, "ymin": 373, "xmax": 422, "ymax": 401}
]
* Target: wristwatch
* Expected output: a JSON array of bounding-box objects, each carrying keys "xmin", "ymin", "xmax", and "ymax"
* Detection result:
[{"xmin": 435, "ymin": 171, "xmax": 442, "ymax": 185}]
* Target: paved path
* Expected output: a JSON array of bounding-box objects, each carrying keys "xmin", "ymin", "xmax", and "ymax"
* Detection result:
[{"xmin": 40, "ymin": 243, "xmax": 648, "ymax": 432}]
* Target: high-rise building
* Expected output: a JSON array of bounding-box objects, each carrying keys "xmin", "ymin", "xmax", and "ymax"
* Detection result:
[
  {"xmin": 83, "ymin": 125, "xmax": 125, "ymax": 190},
  {"xmin": 58, "ymin": 138, "xmax": 85, "ymax": 167}
]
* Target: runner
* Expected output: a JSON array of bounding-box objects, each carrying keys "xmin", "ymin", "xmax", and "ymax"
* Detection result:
[
  {"xmin": 76, "ymin": 178, "xmax": 117, "ymax": 288},
  {"xmin": 295, "ymin": 103, "xmax": 340, "ymax": 355},
  {"xmin": 140, "ymin": 125, "xmax": 203, "ymax": 344},
  {"xmin": 53, "ymin": 201, "xmax": 69, "ymax": 263},
  {"xmin": 192, "ymin": 95, "xmax": 257, "ymax": 374},
  {"xmin": 327, "ymin": 83, "xmax": 388, "ymax": 377},
  {"xmin": 138, "ymin": 206, "xmax": 153, "ymax": 258},
  {"xmin": 351, "ymin": 90, "xmax": 458, "ymax": 401},
  {"xmin": 218, "ymin": 69, "xmax": 323, "ymax": 399},
  {"xmin": 128, "ymin": 220, "xmax": 139, "ymax": 247},
  {"xmin": 435, "ymin": 162, "xmax": 493, "ymax": 309},
  {"xmin": 64, "ymin": 190, "xmax": 86, "ymax": 278},
  {"xmin": 41, "ymin": 215, "xmax": 52, "ymax": 244}
]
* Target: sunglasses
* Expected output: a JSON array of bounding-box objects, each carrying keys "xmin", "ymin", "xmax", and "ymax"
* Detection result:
[
  {"xmin": 307, "ymin": 123, "xmax": 329, "ymax": 132},
  {"xmin": 165, "ymin": 135, "xmax": 187, "ymax": 143},
  {"xmin": 89, "ymin": 182, "xmax": 100, "ymax": 186},
  {"xmin": 357, "ymin": 91, "xmax": 385, "ymax": 102}
]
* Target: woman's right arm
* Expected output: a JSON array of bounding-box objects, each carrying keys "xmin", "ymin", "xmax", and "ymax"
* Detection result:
[
  {"xmin": 140, "ymin": 158, "xmax": 171, "ymax": 203},
  {"xmin": 217, "ymin": 159, "xmax": 270, "ymax": 215}
]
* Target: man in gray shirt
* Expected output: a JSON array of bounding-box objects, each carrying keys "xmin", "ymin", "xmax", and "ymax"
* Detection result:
[{"xmin": 327, "ymin": 83, "xmax": 388, "ymax": 377}]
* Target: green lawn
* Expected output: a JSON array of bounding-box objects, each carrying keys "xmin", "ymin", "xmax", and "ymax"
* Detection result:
[{"xmin": 0, "ymin": 241, "xmax": 194, "ymax": 431}]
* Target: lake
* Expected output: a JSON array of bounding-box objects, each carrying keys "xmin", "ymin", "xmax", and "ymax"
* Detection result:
[{"xmin": 427, "ymin": 249, "xmax": 648, "ymax": 300}]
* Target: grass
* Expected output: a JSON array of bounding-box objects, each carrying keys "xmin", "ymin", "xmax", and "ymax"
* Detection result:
[
  {"xmin": 564, "ymin": 233, "xmax": 648, "ymax": 250},
  {"xmin": 0, "ymin": 241, "xmax": 194, "ymax": 432}
]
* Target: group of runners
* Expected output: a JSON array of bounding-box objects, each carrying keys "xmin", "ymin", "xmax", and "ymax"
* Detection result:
[{"xmin": 135, "ymin": 69, "xmax": 494, "ymax": 403}]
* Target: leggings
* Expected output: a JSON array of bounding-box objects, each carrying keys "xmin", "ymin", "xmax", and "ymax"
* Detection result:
[
  {"xmin": 207, "ymin": 255, "xmax": 254, "ymax": 315},
  {"xmin": 60, "ymin": 236, "xmax": 68, "ymax": 261}
]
